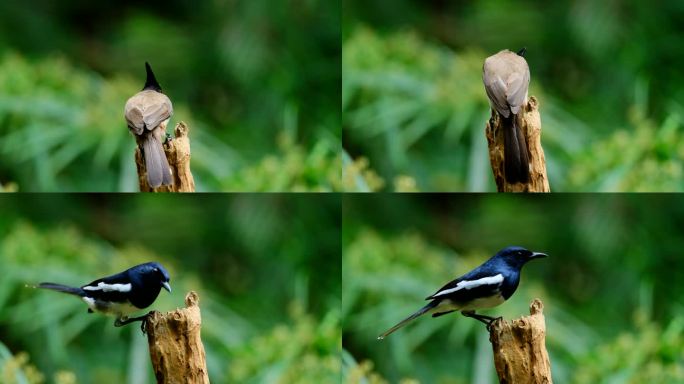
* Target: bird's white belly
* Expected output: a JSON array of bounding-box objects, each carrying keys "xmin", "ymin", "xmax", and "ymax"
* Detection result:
[
  {"xmin": 434, "ymin": 293, "xmax": 506, "ymax": 313},
  {"xmin": 83, "ymin": 297, "xmax": 139, "ymax": 317},
  {"xmin": 460, "ymin": 294, "xmax": 506, "ymax": 311}
]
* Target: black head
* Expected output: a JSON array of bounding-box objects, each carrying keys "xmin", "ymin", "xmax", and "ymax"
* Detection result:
[
  {"xmin": 516, "ymin": 47, "xmax": 527, "ymax": 57},
  {"xmin": 132, "ymin": 261, "xmax": 171, "ymax": 293},
  {"xmin": 495, "ymin": 246, "xmax": 546, "ymax": 268},
  {"xmin": 143, "ymin": 62, "xmax": 162, "ymax": 92}
]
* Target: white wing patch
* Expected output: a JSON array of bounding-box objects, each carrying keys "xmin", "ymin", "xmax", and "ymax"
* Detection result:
[
  {"xmin": 83, "ymin": 282, "xmax": 132, "ymax": 292},
  {"xmin": 82, "ymin": 297, "xmax": 96, "ymax": 311},
  {"xmin": 432, "ymin": 274, "xmax": 504, "ymax": 298}
]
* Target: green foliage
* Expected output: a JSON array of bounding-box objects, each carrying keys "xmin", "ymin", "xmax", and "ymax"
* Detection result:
[
  {"xmin": 343, "ymin": 28, "xmax": 491, "ymax": 191},
  {"xmin": 0, "ymin": 53, "xmax": 130, "ymax": 191},
  {"xmin": 342, "ymin": 151, "xmax": 384, "ymax": 192},
  {"xmin": 568, "ymin": 92, "xmax": 684, "ymax": 191},
  {"xmin": 1, "ymin": 344, "xmax": 45, "ymax": 384},
  {"xmin": 342, "ymin": 150, "xmax": 420, "ymax": 193},
  {"xmin": 223, "ymin": 131, "xmax": 342, "ymax": 192},
  {"xmin": 228, "ymin": 303, "xmax": 341, "ymax": 383},
  {"xmin": 0, "ymin": 343, "xmax": 78, "ymax": 384},
  {"xmin": 573, "ymin": 316, "xmax": 684, "ymax": 383}
]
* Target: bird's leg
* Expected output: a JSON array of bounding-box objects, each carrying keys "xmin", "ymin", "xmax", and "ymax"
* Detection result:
[
  {"xmin": 114, "ymin": 312, "xmax": 154, "ymax": 334},
  {"xmin": 461, "ymin": 310, "xmax": 496, "ymax": 324},
  {"xmin": 461, "ymin": 311, "xmax": 503, "ymax": 331},
  {"xmin": 489, "ymin": 111, "xmax": 496, "ymax": 127}
]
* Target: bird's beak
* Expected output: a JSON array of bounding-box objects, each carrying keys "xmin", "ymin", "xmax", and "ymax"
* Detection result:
[
  {"xmin": 530, "ymin": 252, "xmax": 548, "ymax": 259},
  {"xmin": 162, "ymin": 282, "xmax": 172, "ymax": 293}
]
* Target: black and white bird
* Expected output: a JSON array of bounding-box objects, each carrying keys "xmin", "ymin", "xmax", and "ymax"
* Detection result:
[
  {"xmin": 378, "ymin": 246, "xmax": 546, "ymax": 339},
  {"xmin": 36, "ymin": 262, "xmax": 171, "ymax": 328}
]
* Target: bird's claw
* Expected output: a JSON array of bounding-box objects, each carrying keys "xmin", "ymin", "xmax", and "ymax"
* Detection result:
[
  {"xmin": 114, "ymin": 312, "xmax": 153, "ymax": 335},
  {"xmin": 140, "ymin": 317, "xmax": 148, "ymax": 334},
  {"xmin": 486, "ymin": 316, "xmax": 504, "ymax": 332}
]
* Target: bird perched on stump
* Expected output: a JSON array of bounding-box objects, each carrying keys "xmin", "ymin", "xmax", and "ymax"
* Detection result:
[
  {"xmin": 125, "ymin": 62, "xmax": 174, "ymax": 188},
  {"xmin": 483, "ymin": 48, "xmax": 531, "ymax": 184},
  {"xmin": 35, "ymin": 262, "xmax": 172, "ymax": 331},
  {"xmin": 378, "ymin": 246, "xmax": 546, "ymax": 339}
]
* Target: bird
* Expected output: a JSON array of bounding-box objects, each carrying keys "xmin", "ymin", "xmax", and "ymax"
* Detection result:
[
  {"xmin": 483, "ymin": 48, "xmax": 531, "ymax": 184},
  {"xmin": 35, "ymin": 262, "xmax": 171, "ymax": 329},
  {"xmin": 124, "ymin": 62, "xmax": 174, "ymax": 188},
  {"xmin": 378, "ymin": 246, "xmax": 546, "ymax": 339}
]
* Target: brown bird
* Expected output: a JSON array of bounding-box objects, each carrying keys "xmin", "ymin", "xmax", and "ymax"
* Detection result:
[
  {"xmin": 124, "ymin": 62, "xmax": 173, "ymax": 188},
  {"xmin": 482, "ymin": 48, "xmax": 530, "ymax": 184}
]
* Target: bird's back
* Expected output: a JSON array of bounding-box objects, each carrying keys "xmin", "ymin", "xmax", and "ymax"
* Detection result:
[
  {"xmin": 124, "ymin": 90, "xmax": 173, "ymax": 134},
  {"xmin": 483, "ymin": 50, "xmax": 530, "ymax": 114}
]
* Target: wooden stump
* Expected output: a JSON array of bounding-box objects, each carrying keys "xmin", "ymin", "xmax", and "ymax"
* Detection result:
[
  {"xmin": 145, "ymin": 291, "xmax": 209, "ymax": 384},
  {"xmin": 135, "ymin": 121, "xmax": 196, "ymax": 192},
  {"xmin": 485, "ymin": 97, "xmax": 550, "ymax": 192},
  {"xmin": 489, "ymin": 299, "xmax": 552, "ymax": 383}
]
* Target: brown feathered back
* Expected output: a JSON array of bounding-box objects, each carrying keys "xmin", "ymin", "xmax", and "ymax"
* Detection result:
[
  {"xmin": 124, "ymin": 90, "xmax": 173, "ymax": 135},
  {"xmin": 482, "ymin": 50, "xmax": 530, "ymax": 117}
]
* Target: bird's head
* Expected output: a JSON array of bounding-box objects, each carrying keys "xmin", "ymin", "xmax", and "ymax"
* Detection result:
[
  {"xmin": 496, "ymin": 246, "xmax": 547, "ymax": 268},
  {"xmin": 135, "ymin": 262, "xmax": 172, "ymax": 293},
  {"xmin": 142, "ymin": 62, "xmax": 163, "ymax": 93}
]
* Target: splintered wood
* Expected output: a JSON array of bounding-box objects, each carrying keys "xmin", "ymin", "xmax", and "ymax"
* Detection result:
[
  {"xmin": 145, "ymin": 291, "xmax": 209, "ymax": 384},
  {"xmin": 135, "ymin": 121, "xmax": 196, "ymax": 192},
  {"xmin": 489, "ymin": 299, "xmax": 553, "ymax": 384},
  {"xmin": 485, "ymin": 97, "xmax": 550, "ymax": 192}
]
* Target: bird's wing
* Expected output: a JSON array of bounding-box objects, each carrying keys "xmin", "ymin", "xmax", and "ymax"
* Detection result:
[
  {"xmin": 124, "ymin": 104, "xmax": 145, "ymax": 135},
  {"xmin": 142, "ymin": 101, "xmax": 172, "ymax": 131},
  {"xmin": 426, "ymin": 270, "xmax": 504, "ymax": 301},
  {"xmin": 506, "ymin": 68, "xmax": 529, "ymax": 114},
  {"xmin": 80, "ymin": 272, "xmax": 132, "ymax": 303},
  {"xmin": 484, "ymin": 76, "xmax": 511, "ymax": 118}
]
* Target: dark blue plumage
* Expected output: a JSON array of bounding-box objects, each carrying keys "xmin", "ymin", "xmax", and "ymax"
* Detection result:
[
  {"xmin": 379, "ymin": 246, "xmax": 546, "ymax": 339},
  {"xmin": 36, "ymin": 262, "xmax": 171, "ymax": 328}
]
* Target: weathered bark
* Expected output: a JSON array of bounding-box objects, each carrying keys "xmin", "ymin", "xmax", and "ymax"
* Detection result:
[
  {"xmin": 489, "ymin": 299, "xmax": 552, "ymax": 384},
  {"xmin": 485, "ymin": 97, "xmax": 550, "ymax": 192},
  {"xmin": 135, "ymin": 121, "xmax": 196, "ymax": 192},
  {"xmin": 145, "ymin": 291, "xmax": 209, "ymax": 384}
]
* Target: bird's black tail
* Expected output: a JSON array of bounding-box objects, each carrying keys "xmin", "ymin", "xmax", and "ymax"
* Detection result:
[
  {"xmin": 502, "ymin": 114, "xmax": 530, "ymax": 183},
  {"xmin": 378, "ymin": 300, "xmax": 439, "ymax": 340},
  {"xmin": 37, "ymin": 283, "xmax": 86, "ymax": 297}
]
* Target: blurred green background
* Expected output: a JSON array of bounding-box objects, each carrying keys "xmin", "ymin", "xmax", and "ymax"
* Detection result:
[
  {"xmin": 0, "ymin": 0, "xmax": 341, "ymax": 191},
  {"xmin": 0, "ymin": 194, "xmax": 341, "ymax": 383},
  {"xmin": 342, "ymin": 1, "xmax": 684, "ymax": 192},
  {"xmin": 343, "ymin": 194, "xmax": 684, "ymax": 383}
]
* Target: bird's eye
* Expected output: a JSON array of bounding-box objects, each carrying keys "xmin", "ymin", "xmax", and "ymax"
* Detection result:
[{"xmin": 153, "ymin": 268, "xmax": 159, "ymax": 272}]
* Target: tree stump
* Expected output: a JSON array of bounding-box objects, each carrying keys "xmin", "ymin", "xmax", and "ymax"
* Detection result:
[
  {"xmin": 145, "ymin": 291, "xmax": 209, "ymax": 384},
  {"xmin": 135, "ymin": 121, "xmax": 196, "ymax": 192},
  {"xmin": 485, "ymin": 97, "xmax": 550, "ymax": 192},
  {"xmin": 488, "ymin": 299, "xmax": 552, "ymax": 383}
]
